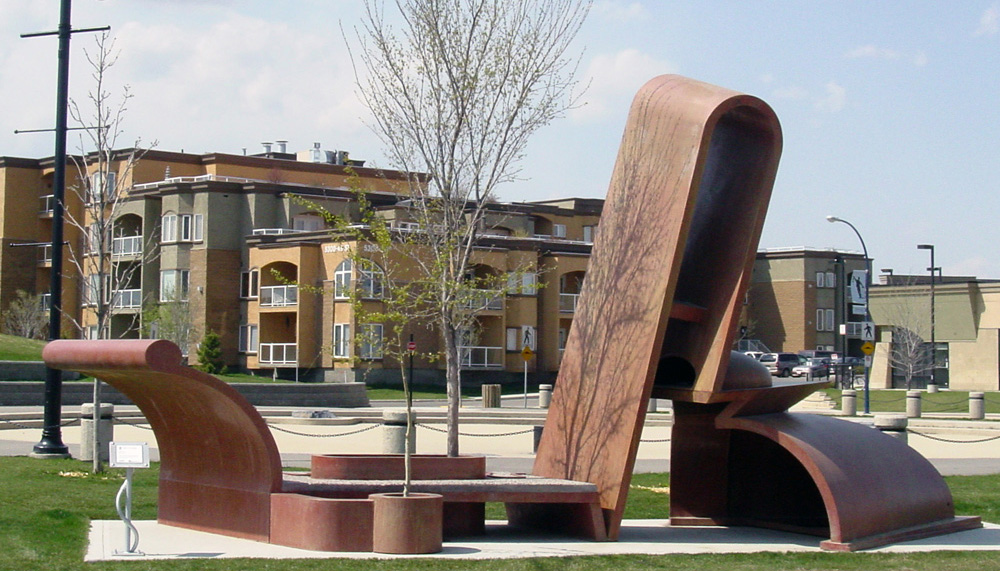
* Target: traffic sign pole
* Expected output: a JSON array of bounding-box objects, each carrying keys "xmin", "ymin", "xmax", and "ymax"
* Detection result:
[{"xmin": 521, "ymin": 346, "xmax": 534, "ymax": 408}]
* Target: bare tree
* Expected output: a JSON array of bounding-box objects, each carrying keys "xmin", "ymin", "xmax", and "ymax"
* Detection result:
[
  {"xmin": 872, "ymin": 281, "xmax": 934, "ymax": 389},
  {"xmin": 61, "ymin": 32, "xmax": 156, "ymax": 472},
  {"xmin": 1, "ymin": 290, "xmax": 49, "ymax": 340},
  {"xmin": 349, "ymin": 0, "xmax": 589, "ymax": 456}
]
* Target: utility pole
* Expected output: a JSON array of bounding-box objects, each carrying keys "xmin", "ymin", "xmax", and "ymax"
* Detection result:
[{"xmin": 22, "ymin": 0, "xmax": 108, "ymax": 458}]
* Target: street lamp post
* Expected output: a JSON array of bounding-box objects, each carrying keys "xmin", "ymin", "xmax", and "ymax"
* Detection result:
[
  {"xmin": 827, "ymin": 215, "xmax": 871, "ymax": 414},
  {"xmin": 917, "ymin": 244, "xmax": 936, "ymax": 389}
]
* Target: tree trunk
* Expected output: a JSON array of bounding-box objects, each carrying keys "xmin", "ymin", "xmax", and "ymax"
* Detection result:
[{"xmin": 443, "ymin": 326, "xmax": 460, "ymax": 457}]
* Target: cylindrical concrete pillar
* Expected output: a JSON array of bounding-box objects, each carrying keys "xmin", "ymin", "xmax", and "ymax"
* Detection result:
[
  {"xmin": 873, "ymin": 414, "xmax": 908, "ymax": 444},
  {"xmin": 841, "ymin": 389, "xmax": 857, "ymax": 416},
  {"xmin": 970, "ymin": 391, "xmax": 986, "ymax": 420},
  {"xmin": 382, "ymin": 409, "xmax": 415, "ymax": 454},
  {"xmin": 538, "ymin": 384, "xmax": 552, "ymax": 409},
  {"xmin": 482, "ymin": 384, "xmax": 501, "ymax": 408},
  {"xmin": 648, "ymin": 398, "xmax": 657, "ymax": 412},
  {"xmin": 927, "ymin": 383, "xmax": 939, "ymax": 394},
  {"xmin": 906, "ymin": 390, "xmax": 922, "ymax": 418},
  {"xmin": 80, "ymin": 402, "xmax": 114, "ymax": 462}
]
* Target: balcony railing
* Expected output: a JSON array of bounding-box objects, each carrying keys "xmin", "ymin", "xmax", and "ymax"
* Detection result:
[
  {"xmin": 259, "ymin": 343, "xmax": 297, "ymax": 366},
  {"xmin": 252, "ymin": 228, "xmax": 302, "ymax": 236},
  {"xmin": 39, "ymin": 195, "xmax": 55, "ymax": 215},
  {"xmin": 458, "ymin": 345, "xmax": 504, "ymax": 369},
  {"xmin": 461, "ymin": 289, "xmax": 503, "ymax": 311},
  {"xmin": 111, "ymin": 289, "xmax": 142, "ymax": 309},
  {"xmin": 559, "ymin": 293, "xmax": 580, "ymax": 313},
  {"xmin": 260, "ymin": 285, "xmax": 298, "ymax": 307},
  {"xmin": 112, "ymin": 235, "xmax": 143, "ymax": 258}
]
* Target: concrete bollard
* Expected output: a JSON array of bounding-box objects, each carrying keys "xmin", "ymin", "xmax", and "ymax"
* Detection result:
[
  {"xmin": 873, "ymin": 414, "xmax": 908, "ymax": 444},
  {"xmin": 648, "ymin": 398, "xmax": 657, "ymax": 413},
  {"xmin": 970, "ymin": 391, "xmax": 985, "ymax": 420},
  {"xmin": 841, "ymin": 389, "xmax": 857, "ymax": 416},
  {"xmin": 382, "ymin": 409, "xmax": 415, "ymax": 454},
  {"xmin": 906, "ymin": 390, "xmax": 922, "ymax": 418},
  {"xmin": 482, "ymin": 384, "xmax": 501, "ymax": 408},
  {"xmin": 927, "ymin": 383, "xmax": 939, "ymax": 394},
  {"xmin": 80, "ymin": 402, "xmax": 114, "ymax": 462},
  {"xmin": 538, "ymin": 384, "xmax": 552, "ymax": 409}
]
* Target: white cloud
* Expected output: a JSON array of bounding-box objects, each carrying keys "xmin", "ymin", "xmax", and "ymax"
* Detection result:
[
  {"xmin": 771, "ymin": 85, "xmax": 809, "ymax": 101},
  {"xmin": 975, "ymin": 3, "xmax": 1000, "ymax": 36},
  {"xmin": 814, "ymin": 81, "xmax": 846, "ymax": 113},
  {"xmin": 570, "ymin": 48, "xmax": 676, "ymax": 123},
  {"xmin": 591, "ymin": 1, "xmax": 648, "ymax": 23}
]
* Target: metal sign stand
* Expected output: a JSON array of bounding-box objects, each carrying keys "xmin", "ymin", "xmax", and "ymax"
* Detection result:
[{"xmin": 110, "ymin": 442, "xmax": 150, "ymax": 556}]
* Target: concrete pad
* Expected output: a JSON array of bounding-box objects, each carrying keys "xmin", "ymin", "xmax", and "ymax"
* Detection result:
[{"xmin": 86, "ymin": 520, "xmax": 1000, "ymax": 562}]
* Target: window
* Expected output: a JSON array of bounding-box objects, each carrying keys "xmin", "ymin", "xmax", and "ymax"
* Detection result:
[
  {"xmin": 360, "ymin": 324, "xmax": 383, "ymax": 359},
  {"xmin": 506, "ymin": 272, "xmax": 537, "ymax": 296},
  {"xmin": 161, "ymin": 214, "xmax": 177, "ymax": 243},
  {"xmin": 826, "ymin": 309, "xmax": 835, "ymax": 332},
  {"xmin": 816, "ymin": 309, "xmax": 825, "ymax": 331},
  {"xmin": 162, "ymin": 213, "xmax": 203, "ymax": 243},
  {"xmin": 358, "ymin": 260, "xmax": 384, "ymax": 299},
  {"xmin": 333, "ymin": 323, "xmax": 351, "ymax": 358},
  {"xmin": 506, "ymin": 327, "xmax": 519, "ymax": 351},
  {"xmin": 293, "ymin": 214, "xmax": 324, "ymax": 232},
  {"xmin": 240, "ymin": 269, "xmax": 259, "ymax": 299},
  {"xmin": 334, "ymin": 259, "xmax": 352, "ymax": 299},
  {"xmin": 239, "ymin": 324, "xmax": 259, "ymax": 354},
  {"xmin": 817, "ymin": 308, "xmax": 836, "ymax": 332},
  {"xmin": 826, "ymin": 272, "xmax": 836, "ymax": 288},
  {"xmin": 89, "ymin": 171, "xmax": 116, "ymax": 204},
  {"xmin": 160, "ymin": 270, "xmax": 190, "ymax": 302},
  {"xmin": 559, "ymin": 328, "xmax": 568, "ymax": 351},
  {"xmin": 816, "ymin": 272, "xmax": 825, "ymax": 288},
  {"xmin": 583, "ymin": 225, "xmax": 596, "ymax": 243},
  {"xmin": 553, "ymin": 223, "xmax": 567, "ymax": 238}
]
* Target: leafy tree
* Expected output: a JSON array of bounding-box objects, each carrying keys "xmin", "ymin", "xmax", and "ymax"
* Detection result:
[
  {"xmin": 196, "ymin": 331, "xmax": 227, "ymax": 375},
  {"xmin": 348, "ymin": 0, "xmax": 589, "ymax": 456}
]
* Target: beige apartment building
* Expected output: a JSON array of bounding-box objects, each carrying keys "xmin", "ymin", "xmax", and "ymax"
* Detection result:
[{"xmin": 0, "ymin": 145, "xmax": 600, "ymax": 384}]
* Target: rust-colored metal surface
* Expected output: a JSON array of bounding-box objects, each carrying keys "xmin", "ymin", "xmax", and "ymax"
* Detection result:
[
  {"xmin": 533, "ymin": 74, "xmax": 782, "ymax": 539},
  {"xmin": 270, "ymin": 494, "xmax": 374, "ymax": 552},
  {"xmin": 311, "ymin": 454, "xmax": 486, "ymax": 480},
  {"xmin": 670, "ymin": 386, "xmax": 982, "ymax": 550},
  {"xmin": 43, "ymin": 339, "xmax": 282, "ymax": 541}
]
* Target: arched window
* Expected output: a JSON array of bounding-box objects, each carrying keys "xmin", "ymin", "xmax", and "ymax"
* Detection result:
[
  {"xmin": 358, "ymin": 260, "xmax": 384, "ymax": 299},
  {"xmin": 334, "ymin": 259, "xmax": 352, "ymax": 299}
]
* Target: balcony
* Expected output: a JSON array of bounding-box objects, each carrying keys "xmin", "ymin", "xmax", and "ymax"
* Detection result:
[
  {"xmin": 260, "ymin": 285, "xmax": 298, "ymax": 307},
  {"xmin": 459, "ymin": 346, "xmax": 504, "ymax": 369},
  {"xmin": 111, "ymin": 289, "xmax": 142, "ymax": 309},
  {"xmin": 559, "ymin": 293, "xmax": 580, "ymax": 313},
  {"xmin": 461, "ymin": 289, "xmax": 503, "ymax": 312},
  {"xmin": 112, "ymin": 236, "xmax": 143, "ymax": 258},
  {"xmin": 259, "ymin": 343, "xmax": 297, "ymax": 366},
  {"xmin": 252, "ymin": 228, "xmax": 302, "ymax": 236}
]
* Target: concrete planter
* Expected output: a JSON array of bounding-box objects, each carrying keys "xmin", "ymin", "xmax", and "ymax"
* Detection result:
[{"xmin": 370, "ymin": 492, "xmax": 443, "ymax": 554}]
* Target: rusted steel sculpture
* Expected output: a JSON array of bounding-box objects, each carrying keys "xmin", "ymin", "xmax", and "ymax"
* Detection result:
[
  {"xmin": 530, "ymin": 74, "xmax": 980, "ymax": 550},
  {"xmin": 44, "ymin": 74, "xmax": 979, "ymax": 552}
]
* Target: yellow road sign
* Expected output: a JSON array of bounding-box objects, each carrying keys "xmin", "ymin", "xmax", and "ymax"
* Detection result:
[
  {"xmin": 861, "ymin": 341, "xmax": 875, "ymax": 355},
  {"xmin": 521, "ymin": 346, "xmax": 534, "ymax": 361}
]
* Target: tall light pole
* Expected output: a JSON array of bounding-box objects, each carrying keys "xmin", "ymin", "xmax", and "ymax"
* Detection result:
[
  {"xmin": 827, "ymin": 215, "xmax": 871, "ymax": 414},
  {"xmin": 917, "ymin": 244, "xmax": 936, "ymax": 389}
]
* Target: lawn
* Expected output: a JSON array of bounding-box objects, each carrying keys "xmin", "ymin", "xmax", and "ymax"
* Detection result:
[
  {"xmin": 0, "ymin": 333, "xmax": 47, "ymax": 361},
  {"xmin": 820, "ymin": 388, "xmax": 1000, "ymax": 415},
  {"xmin": 2, "ymin": 457, "xmax": 999, "ymax": 570}
]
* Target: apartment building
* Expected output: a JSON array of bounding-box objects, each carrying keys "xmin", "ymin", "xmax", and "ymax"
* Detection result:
[
  {"xmin": 746, "ymin": 247, "xmax": 869, "ymax": 355},
  {"xmin": 0, "ymin": 145, "xmax": 601, "ymax": 384}
]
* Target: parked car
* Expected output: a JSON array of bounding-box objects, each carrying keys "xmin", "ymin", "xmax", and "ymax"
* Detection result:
[
  {"xmin": 759, "ymin": 352, "xmax": 804, "ymax": 377},
  {"xmin": 743, "ymin": 351, "xmax": 765, "ymax": 361},
  {"xmin": 792, "ymin": 357, "xmax": 830, "ymax": 378}
]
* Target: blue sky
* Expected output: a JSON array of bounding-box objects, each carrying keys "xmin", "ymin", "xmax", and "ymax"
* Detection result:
[{"xmin": 2, "ymin": 1, "xmax": 998, "ymax": 278}]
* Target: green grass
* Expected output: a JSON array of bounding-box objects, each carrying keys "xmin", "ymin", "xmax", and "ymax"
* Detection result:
[
  {"xmin": 2, "ymin": 457, "xmax": 999, "ymax": 570},
  {"xmin": 0, "ymin": 333, "xmax": 47, "ymax": 361},
  {"xmin": 820, "ymin": 388, "xmax": 1000, "ymax": 415}
]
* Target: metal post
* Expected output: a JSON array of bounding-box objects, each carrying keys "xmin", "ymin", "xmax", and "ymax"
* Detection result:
[
  {"xmin": 523, "ymin": 359, "xmax": 528, "ymax": 408},
  {"xmin": 827, "ymin": 216, "xmax": 871, "ymax": 414},
  {"xmin": 918, "ymin": 244, "xmax": 936, "ymax": 389}
]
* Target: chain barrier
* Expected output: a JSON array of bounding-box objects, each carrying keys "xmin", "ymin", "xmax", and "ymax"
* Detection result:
[
  {"xmin": 639, "ymin": 437, "xmax": 671, "ymax": 443},
  {"xmin": 267, "ymin": 423, "xmax": 379, "ymax": 438},
  {"xmin": 416, "ymin": 423, "xmax": 535, "ymax": 438},
  {"xmin": 0, "ymin": 417, "xmax": 80, "ymax": 430},
  {"xmin": 116, "ymin": 417, "xmax": 154, "ymax": 431},
  {"xmin": 909, "ymin": 429, "xmax": 1000, "ymax": 444}
]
